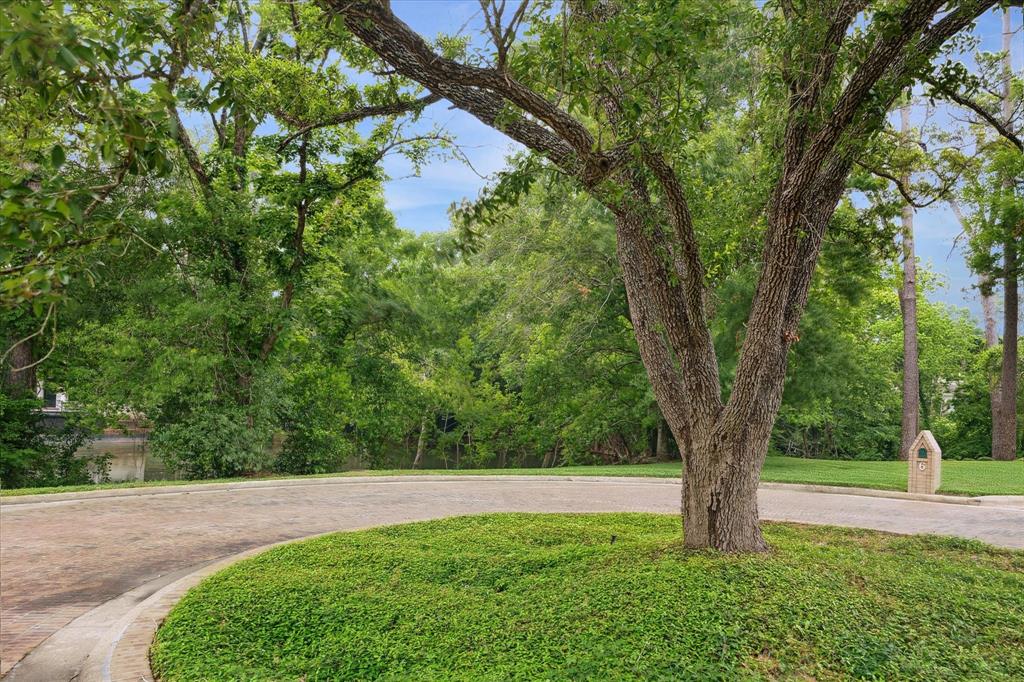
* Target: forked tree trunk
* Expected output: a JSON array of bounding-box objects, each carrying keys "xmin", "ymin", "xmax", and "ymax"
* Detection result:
[
  {"xmin": 331, "ymin": 0, "xmax": 994, "ymax": 553},
  {"xmin": 898, "ymin": 104, "xmax": 920, "ymax": 460},
  {"xmin": 614, "ymin": 207, "xmax": 775, "ymax": 553}
]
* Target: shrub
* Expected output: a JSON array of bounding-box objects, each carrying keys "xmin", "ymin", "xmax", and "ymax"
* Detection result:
[
  {"xmin": 151, "ymin": 408, "xmax": 274, "ymax": 479},
  {"xmin": 0, "ymin": 393, "xmax": 102, "ymax": 488}
]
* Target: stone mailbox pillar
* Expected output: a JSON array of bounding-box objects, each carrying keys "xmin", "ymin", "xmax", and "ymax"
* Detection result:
[{"xmin": 907, "ymin": 430, "xmax": 941, "ymax": 494}]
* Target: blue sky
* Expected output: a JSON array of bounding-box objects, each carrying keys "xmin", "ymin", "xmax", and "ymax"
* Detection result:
[
  {"xmin": 376, "ymin": 2, "xmax": 520, "ymax": 234},
  {"xmin": 372, "ymin": 3, "xmax": 1021, "ymax": 328}
]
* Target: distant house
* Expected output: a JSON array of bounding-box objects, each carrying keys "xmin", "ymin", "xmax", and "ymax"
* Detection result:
[{"xmin": 39, "ymin": 386, "xmax": 68, "ymax": 412}]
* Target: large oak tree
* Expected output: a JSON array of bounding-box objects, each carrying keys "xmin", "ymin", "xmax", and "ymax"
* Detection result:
[{"xmin": 323, "ymin": 0, "xmax": 999, "ymax": 551}]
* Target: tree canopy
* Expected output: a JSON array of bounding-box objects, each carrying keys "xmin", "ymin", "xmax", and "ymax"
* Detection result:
[{"xmin": 1, "ymin": 0, "xmax": 1020, "ymax": 552}]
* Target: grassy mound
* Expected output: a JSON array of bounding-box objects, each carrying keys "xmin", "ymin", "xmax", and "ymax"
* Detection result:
[{"xmin": 151, "ymin": 514, "xmax": 1024, "ymax": 681}]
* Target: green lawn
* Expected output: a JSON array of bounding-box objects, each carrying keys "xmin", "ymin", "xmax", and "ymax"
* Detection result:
[
  {"xmin": 3, "ymin": 456, "xmax": 1023, "ymax": 497},
  {"xmin": 151, "ymin": 513, "xmax": 1024, "ymax": 681}
]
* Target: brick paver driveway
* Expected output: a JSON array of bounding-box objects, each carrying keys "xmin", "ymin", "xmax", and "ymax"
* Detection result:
[{"xmin": 2, "ymin": 476, "xmax": 1023, "ymax": 680}]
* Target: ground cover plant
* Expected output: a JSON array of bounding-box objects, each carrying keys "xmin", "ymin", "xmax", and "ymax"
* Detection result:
[{"xmin": 150, "ymin": 513, "xmax": 1024, "ymax": 681}]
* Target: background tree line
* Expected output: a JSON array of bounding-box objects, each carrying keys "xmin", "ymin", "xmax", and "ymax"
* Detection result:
[{"xmin": 1, "ymin": 0, "xmax": 1020, "ymax": 497}]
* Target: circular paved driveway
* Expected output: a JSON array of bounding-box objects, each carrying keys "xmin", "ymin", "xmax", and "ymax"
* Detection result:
[{"xmin": 2, "ymin": 475, "xmax": 1023, "ymax": 680}]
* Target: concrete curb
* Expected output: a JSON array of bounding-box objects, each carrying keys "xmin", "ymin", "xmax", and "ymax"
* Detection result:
[
  {"xmin": 3, "ymin": 474, "xmax": 1020, "ymax": 509},
  {"xmin": 84, "ymin": 531, "xmax": 340, "ymax": 682}
]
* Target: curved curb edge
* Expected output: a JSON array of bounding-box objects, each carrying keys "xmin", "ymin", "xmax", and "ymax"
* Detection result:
[{"xmin": 83, "ymin": 530, "xmax": 343, "ymax": 682}]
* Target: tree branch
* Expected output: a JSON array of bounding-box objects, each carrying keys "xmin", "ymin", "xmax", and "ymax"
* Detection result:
[
  {"xmin": 327, "ymin": 0, "xmax": 628, "ymax": 187},
  {"xmin": 274, "ymin": 93, "xmax": 442, "ymax": 152},
  {"xmin": 925, "ymin": 77, "xmax": 1023, "ymax": 151},
  {"xmin": 854, "ymin": 159, "xmax": 950, "ymax": 208}
]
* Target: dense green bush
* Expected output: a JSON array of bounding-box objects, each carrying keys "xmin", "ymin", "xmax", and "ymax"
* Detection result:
[
  {"xmin": 150, "ymin": 408, "xmax": 275, "ymax": 480},
  {"xmin": 0, "ymin": 394, "xmax": 102, "ymax": 488}
]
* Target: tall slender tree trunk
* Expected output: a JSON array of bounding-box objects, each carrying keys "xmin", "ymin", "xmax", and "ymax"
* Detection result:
[
  {"xmin": 993, "ymin": 8, "xmax": 1018, "ymax": 461},
  {"xmin": 995, "ymin": 241, "xmax": 1018, "ymax": 460},
  {"xmin": 898, "ymin": 104, "xmax": 920, "ymax": 460},
  {"xmin": 952, "ymin": 200, "xmax": 1001, "ymax": 451},
  {"xmin": 981, "ymin": 288, "xmax": 999, "ymax": 348},
  {"xmin": 412, "ymin": 417, "xmax": 428, "ymax": 469},
  {"xmin": 981, "ymin": 279, "xmax": 1002, "ymax": 459},
  {"xmin": 655, "ymin": 419, "xmax": 669, "ymax": 459}
]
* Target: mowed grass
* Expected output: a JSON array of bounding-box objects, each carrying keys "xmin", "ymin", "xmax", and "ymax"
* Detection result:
[
  {"xmin": 4, "ymin": 456, "xmax": 1022, "ymax": 497},
  {"xmin": 150, "ymin": 513, "xmax": 1024, "ymax": 681},
  {"xmin": 760, "ymin": 456, "xmax": 1024, "ymax": 496}
]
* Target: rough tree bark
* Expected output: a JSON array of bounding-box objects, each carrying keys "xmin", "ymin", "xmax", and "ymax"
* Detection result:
[
  {"xmin": 326, "ymin": 0, "xmax": 998, "ymax": 550},
  {"xmin": 2, "ymin": 338, "xmax": 36, "ymax": 398},
  {"xmin": 655, "ymin": 419, "xmax": 669, "ymax": 459},
  {"xmin": 413, "ymin": 417, "xmax": 428, "ymax": 469},
  {"xmin": 951, "ymin": 199, "xmax": 1001, "ymax": 451},
  {"xmin": 993, "ymin": 8, "xmax": 1019, "ymax": 461},
  {"xmin": 995, "ymin": 232, "xmax": 1018, "ymax": 460},
  {"xmin": 898, "ymin": 104, "xmax": 920, "ymax": 460}
]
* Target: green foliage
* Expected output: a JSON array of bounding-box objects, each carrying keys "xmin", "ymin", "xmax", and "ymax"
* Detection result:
[
  {"xmin": 0, "ymin": 393, "xmax": 100, "ymax": 487},
  {"xmin": 274, "ymin": 368, "xmax": 355, "ymax": 475},
  {"xmin": 0, "ymin": 0, "xmax": 178, "ymax": 304},
  {"xmin": 3, "ymin": 0, "xmax": 445, "ymax": 481},
  {"xmin": 152, "ymin": 514, "xmax": 1024, "ymax": 681},
  {"xmin": 150, "ymin": 408, "xmax": 275, "ymax": 480},
  {"xmin": 774, "ymin": 255, "xmax": 985, "ymax": 460},
  {"xmin": 403, "ymin": 184, "xmax": 659, "ymax": 468},
  {"xmin": 3, "ymin": 0, "xmax": 1015, "ymax": 488}
]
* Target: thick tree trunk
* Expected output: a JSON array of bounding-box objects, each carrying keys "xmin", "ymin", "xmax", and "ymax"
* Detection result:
[
  {"xmin": 613, "ymin": 206, "xmax": 771, "ymax": 553},
  {"xmin": 993, "ymin": 9, "xmax": 1018, "ymax": 462},
  {"xmin": 412, "ymin": 417, "xmax": 428, "ymax": 469},
  {"xmin": 681, "ymin": 424, "xmax": 770, "ymax": 552},
  {"xmin": 3, "ymin": 339, "xmax": 36, "ymax": 398},
  {"xmin": 898, "ymin": 104, "xmax": 920, "ymax": 460}
]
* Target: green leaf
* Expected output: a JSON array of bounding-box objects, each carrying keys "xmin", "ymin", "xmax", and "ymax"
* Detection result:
[
  {"xmin": 50, "ymin": 144, "xmax": 65, "ymax": 168},
  {"xmin": 56, "ymin": 46, "xmax": 79, "ymax": 71}
]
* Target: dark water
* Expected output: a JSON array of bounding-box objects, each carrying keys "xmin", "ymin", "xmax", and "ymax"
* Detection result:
[{"xmin": 76, "ymin": 435, "xmax": 545, "ymax": 482}]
